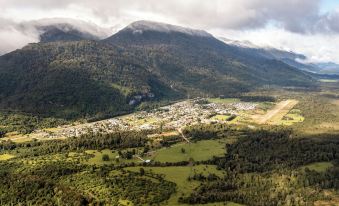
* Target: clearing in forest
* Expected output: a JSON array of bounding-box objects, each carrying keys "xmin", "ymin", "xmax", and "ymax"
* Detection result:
[
  {"xmin": 301, "ymin": 162, "xmax": 334, "ymax": 173},
  {"xmin": 0, "ymin": 154, "xmax": 15, "ymax": 161},
  {"xmin": 253, "ymin": 99, "xmax": 299, "ymax": 125}
]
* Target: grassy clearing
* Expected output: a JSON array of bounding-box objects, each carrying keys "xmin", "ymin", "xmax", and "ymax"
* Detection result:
[
  {"xmin": 111, "ymin": 83, "xmax": 133, "ymax": 95},
  {"xmin": 119, "ymin": 199, "xmax": 134, "ymax": 206},
  {"xmin": 0, "ymin": 154, "xmax": 15, "ymax": 161},
  {"xmin": 153, "ymin": 139, "xmax": 229, "ymax": 163},
  {"xmin": 123, "ymin": 116, "xmax": 160, "ymax": 127},
  {"xmin": 278, "ymin": 109, "xmax": 304, "ymax": 126},
  {"xmin": 126, "ymin": 165, "xmax": 230, "ymax": 206},
  {"xmin": 319, "ymin": 79, "xmax": 339, "ymax": 83},
  {"xmin": 207, "ymin": 98, "xmax": 240, "ymax": 104},
  {"xmin": 257, "ymin": 102, "xmax": 275, "ymax": 111},
  {"xmin": 211, "ymin": 114, "xmax": 231, "ymax": 121},
  {"xmin": 85, "ymin": 149, "xmax": 119, "ymax": 165},
  {"xmin": 85, "ymin": 149, "xmax": 140, "ymax": 165},
  {"xmin": 148, "ymin": 130, "xmax": 179, "ymax": 138},
  {"xmin": 331, "ymin": 99, "xmax": 339, "ymax": 106},
  {"xmin": 301, "ymin": 162, "xmax": 334, "ymax": 172},
  {"xmin": 43, "ymin": 127, "xmax": 61, "ymax": 132}
]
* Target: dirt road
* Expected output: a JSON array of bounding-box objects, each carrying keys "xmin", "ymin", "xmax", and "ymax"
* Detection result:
[{"xmin": 177, "ymin": 128, "xmax": 190, "ymax": 143}]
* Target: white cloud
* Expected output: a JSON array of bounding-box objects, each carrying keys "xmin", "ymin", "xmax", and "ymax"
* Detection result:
[
  {"xmin": 217, "ymin": 27, "xmax": 339, "ymax": 63},
  {"xmin": 0, "ymin": 0, "xmax": 339, "ymax": 63},
  {"xmin": 0, "ymin": 0, "xmax": 322, "ymax": 31}
]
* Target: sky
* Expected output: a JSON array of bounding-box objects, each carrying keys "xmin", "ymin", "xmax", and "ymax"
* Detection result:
[{"xmin": 1, "ymin": 0, "xmax": 339, "ymax": 63}]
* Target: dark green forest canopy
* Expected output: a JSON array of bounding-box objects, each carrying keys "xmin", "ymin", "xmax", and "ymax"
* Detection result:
[
  {"xmin": 0, "ymin": 125, "xmax": 338, "ymax": 205},
  {"xmin": 179, "ymin": 128, "xmax": 339, "ymax": 206}
]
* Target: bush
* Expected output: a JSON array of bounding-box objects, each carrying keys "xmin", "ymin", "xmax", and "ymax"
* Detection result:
[
  {"xmin": 102, "ymin": 154, "xmax": 110, "ymax": 161},
  {"xmin": 0, "ymin": 130, "xmax": 6, "ymax": 138}
]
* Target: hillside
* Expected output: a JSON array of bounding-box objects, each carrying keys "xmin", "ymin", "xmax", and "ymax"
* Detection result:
[
  {"xmin": 0, "ymin": 21, "xmax": 314, "ymax": 120},
  {"xmin": 0, "ymin": 40, "xmax": 178, "ymax": 119},
  {"xmin": 105, "ymin": 21, "xmax": 314, "ymax": 90}
]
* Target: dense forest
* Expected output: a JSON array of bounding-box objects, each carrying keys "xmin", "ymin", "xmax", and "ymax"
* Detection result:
[
  {"xmin": 180, "ymin": 129, "xmax": 339, "ymax": 205},
  {"xmin": 0, "ymin": 161, "xmax": 175, "ymax": 205},
  {"xmin": 0, "ymin": 112, "xmax": 68, "ymax": 134}
]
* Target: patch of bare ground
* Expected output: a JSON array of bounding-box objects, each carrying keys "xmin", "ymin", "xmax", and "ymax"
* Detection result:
[{"xmin": 314, "ymin": 191, "xmax": 339, "ymax": 206}]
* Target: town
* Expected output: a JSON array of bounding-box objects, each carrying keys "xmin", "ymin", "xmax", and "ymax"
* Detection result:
[{"xmin": 30, "ymin": 98, "xmax": 259, "ymax": 139}]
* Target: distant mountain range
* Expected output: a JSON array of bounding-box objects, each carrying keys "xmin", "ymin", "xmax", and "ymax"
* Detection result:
[
  {"xmin": 219, "ymin": 37, "xmax": 339, "ymax": 75},
  {"xmin": 28, "ymin": 19, "xmax": 339, "ymax": 75},
  {"xmin": 0, "ymin": 20, "xmax": 317, "ymax": 119}
]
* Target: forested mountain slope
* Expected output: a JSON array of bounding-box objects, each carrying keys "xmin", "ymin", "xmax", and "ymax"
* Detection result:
[
  {"xmin": 105, "ymin": 21, "xmax": 314, "ymax": 91},
  {"xmin": 0, "ymin": 21, "xmax": 314, "ymax": 119}
]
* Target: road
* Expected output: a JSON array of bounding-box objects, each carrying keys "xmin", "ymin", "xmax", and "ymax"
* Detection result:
[{"xmin": 177, "ymin": 128, "xmax": 190, "ymax": 143}]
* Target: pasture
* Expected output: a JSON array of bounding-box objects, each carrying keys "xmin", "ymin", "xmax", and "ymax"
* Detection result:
[
  {"xmin": 207, "ymin": 98, "xmax": 240, "ymax": 104},
  {"xmin": 211, "ymin": 114, "xmax": 231, "ymax": 121},
  {"xmin": 152, "ymin": 139, "xmax": 229, "ymax": 162},
  {"xmin": 279, "ymin": 109, "xmax": 304, "ymax": 126},
  {"xmin": 85, "ymin": 149, "xmax": 141, "ymax": 165},
  {"xmin": 301, "ymin": 162, "xmax": 334, "ymax": 173},
  {"xmin": 0, "ymin": 153, "xmax": 15, "ymax": 161},
  {"xmin": 126, "ymin": 165, "xmax": 234, "ymax": 206}
]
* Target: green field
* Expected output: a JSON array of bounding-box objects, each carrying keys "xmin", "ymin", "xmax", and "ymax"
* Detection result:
[
  {"xmin": 85, "ymin": 149, "xmax": 141, "ymax": 165},
  {"xmin": 153, "ymin": 139, "xmax": 229, "ymax": 162},
  {"xmin": 125, "ymin": 165, "xmax": 241, "ymax": 206},
  {"xmin": 0, "ymin": 154, "xmax": 15, "ymax": 161},
  {"xmin": 84, "ymin": 138, "xmax": 231, "ymax": 165},
  {"xmin": 319, "ymin": 79, "xmax": 339, "ymax": 83},
  {"xmin": 207, "ymin": 98, "xmax": 240, "ymax": 104},
  {"xmin": 301, "ymin": 162, "xmax": 334, "ymax": 172},
  {"xmin": 279, "ymin": 109, "xmax": 305, "ymax": 126},
  {"xmin": 211, "ymin": 114, "xmax": 231, "ymax": 121}
]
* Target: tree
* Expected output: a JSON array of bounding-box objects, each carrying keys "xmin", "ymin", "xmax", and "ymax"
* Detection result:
[
  {"xmin": 0, "ymin": 130, "xmax": 5, "ymax": 138},
  {"xmin": 102, "ymin": 154, "xmax": 110, "ymax": 161},
  {"xmin": 181, "ymin": 148, "xmax": 186, "ymax": 153},
  {"xmin": 139, "ymin": 168, "xmax": 145, "ymax": 176},
  {"xmin": 159, "ymin": 121, "xmax": 164, "ymax": 133}
]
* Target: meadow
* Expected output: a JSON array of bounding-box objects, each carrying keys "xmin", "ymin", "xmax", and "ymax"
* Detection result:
[
  {"xmin": 152, "ymin": 139, "xmax": 231, "ymax": 162},
  {"xmin": 0, "ymin": 153, "xmax": 15, "ymax": 161},
  {"xmin": 125, "ymin": 165, "xmax": 242, "ymax": 206},
  {"xmin": 301, "ymin": 162, "xmax": 334, "ymax": 173}
]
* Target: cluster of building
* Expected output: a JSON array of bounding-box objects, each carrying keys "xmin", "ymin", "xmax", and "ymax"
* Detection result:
[{"xmin": 38, "ymin": 98, "xmax": 257, "ymax": 139}]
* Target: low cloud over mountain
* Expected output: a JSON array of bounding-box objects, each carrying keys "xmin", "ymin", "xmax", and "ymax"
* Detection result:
[{"xmin": 1, "ymin": 0, "xmax": 339, "ymax": 63}]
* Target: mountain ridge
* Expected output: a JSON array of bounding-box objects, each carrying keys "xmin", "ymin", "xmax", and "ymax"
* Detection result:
[{"xmin": 0, "ymin": 20, "xmax": 315, "ymax": 120}]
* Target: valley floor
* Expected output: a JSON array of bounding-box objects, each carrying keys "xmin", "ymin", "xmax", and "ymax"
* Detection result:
[
  {"xmin": 2, "ymin": 97, "xmax": 303, "ymax": 143},
  {"xmin": 1, "ymin": 81, "xmax": 339, "ymax": 205}
]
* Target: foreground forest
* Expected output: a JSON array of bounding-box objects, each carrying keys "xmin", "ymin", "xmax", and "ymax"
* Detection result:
[{"xmin": 0, "ymin": 123, "xmax": 338, "ymax": 205}]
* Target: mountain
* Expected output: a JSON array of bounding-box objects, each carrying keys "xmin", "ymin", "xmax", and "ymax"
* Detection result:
[
  {"xmin": 219, "ymin": 37, "xmax": 306, "ymax": 60},
  {"xmin": 37, "ymin": 24, "xmax": 100, "ymax": 42},
  {"xmin": 306, "ymin": 62, "xmax": 339, "ymax": 75},
  {"xmin": 0, "ymin": 20, "xmax": 314, "ymax": 120},
  {"xmin": 19, "ymin": 18, "xmax": 113, "ymax": 43},
  {"xmin": 105, "ymin": 21, "xmax": 313, "ymax": 90},
  {"xmin": 219, "ymin": 37, "xmax": 339, "ymax": 75}
]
